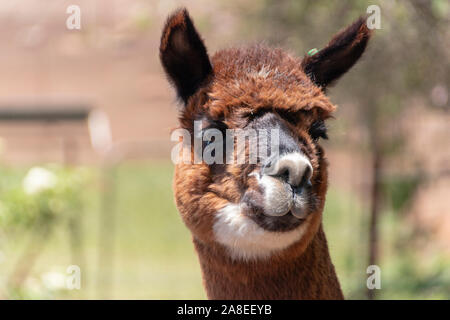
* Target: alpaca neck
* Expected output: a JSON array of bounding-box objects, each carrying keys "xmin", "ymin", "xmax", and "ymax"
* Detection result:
[{"xmin": 193, "ymin": 225, "xmax": 343, "ymax": 299}]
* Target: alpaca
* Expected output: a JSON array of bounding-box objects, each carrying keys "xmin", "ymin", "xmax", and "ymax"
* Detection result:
[{"xmin": 160, "ymin": 8, "xmax": 371, "ymax": 299}]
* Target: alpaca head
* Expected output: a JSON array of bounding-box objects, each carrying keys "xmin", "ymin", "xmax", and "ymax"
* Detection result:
[{"xmin": 160, "ymin": 8, "xmax": 371, "ymax": 260}]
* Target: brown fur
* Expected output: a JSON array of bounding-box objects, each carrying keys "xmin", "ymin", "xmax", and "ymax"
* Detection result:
[
  {"xmin": 160, "ymin": 8, "xmax": 371, "ymax": 300},
  {"xmin": 194, "ymin": 226, "xmax": 342, "ymax": 299}
]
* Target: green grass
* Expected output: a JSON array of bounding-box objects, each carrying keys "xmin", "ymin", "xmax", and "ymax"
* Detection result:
[
  {"xmin": 108, "ymin": 162, "xmax": 205, "ymax": 299},
  {"xmin": 0, "ymin": 162, "xmax": 448, "ymax": 299}
]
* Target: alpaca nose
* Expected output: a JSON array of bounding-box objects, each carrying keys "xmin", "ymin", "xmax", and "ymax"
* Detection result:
[{"xmin": 263, "ymin": 153, "xmax": 313, "ymax": 188}]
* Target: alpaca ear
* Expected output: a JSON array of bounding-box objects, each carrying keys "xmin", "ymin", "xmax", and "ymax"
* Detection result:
[
  {"xmin": 301, "ymin": 17, "xmax": 372, "ymax": 88},
  {"xmin": 160, "ymin": 8, "xmax": 212, "ymax": 104}
]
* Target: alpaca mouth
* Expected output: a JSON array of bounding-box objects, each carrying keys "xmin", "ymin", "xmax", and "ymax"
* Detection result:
[
  {"xmin": 279, "ymin": 186, "xmax": 310, "ymax": 219},
  {"xmin": 242, "ymin": 172, "xmax": 313, "ymax": 231},
  {"xmin": 241, "ymin": 202, "xmax": 309, "ymax": 232},
  {"xmin": 261, "ymin": 192, "xmax": 310, "ymax": 219},
  {"xmin": 260, "ymin": 177, "xmax": 311, "ymax": 219},
  {"xmin": 250, "ymin": 209, "xmax": 306, "ymax": 232}
]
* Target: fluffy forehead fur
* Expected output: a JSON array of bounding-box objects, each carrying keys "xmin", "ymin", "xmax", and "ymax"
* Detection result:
[{"xmin": 181, "ymin": 45, "xmax": 336, "ymax": 129}]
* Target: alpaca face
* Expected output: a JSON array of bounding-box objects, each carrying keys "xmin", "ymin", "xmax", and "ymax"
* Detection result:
[{"xmin": 160, "ymin": 9, "xmax": 371, "ymax": 260}]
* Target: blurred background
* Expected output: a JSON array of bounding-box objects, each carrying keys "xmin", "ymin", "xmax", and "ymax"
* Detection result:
[{"xmin": 0, "ymin": 0, "xmax": 448, "ymax": 299}]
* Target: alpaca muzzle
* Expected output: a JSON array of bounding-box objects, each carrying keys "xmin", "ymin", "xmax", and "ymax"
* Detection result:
[{"xmin": 258, "ymin": 152, "xmax": 313, "ymax": 219}]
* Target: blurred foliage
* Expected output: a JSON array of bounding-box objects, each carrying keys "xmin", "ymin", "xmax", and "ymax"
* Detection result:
[
  {"xmin": 0, "ymin": 165, "xmax": 93, "ymax": 299},
  {"xmin": 0, "ymin": 163, "xmax": 203, "ymax": 300},
  {"xmin": 0, "ymin": 166, "xmax": 90, "ymax": 230},
  {"xmin": 382, "ymin": 174, "xmax": 422, "ymax": 212},
  {"xmin": 325, "ymin": 186, "xmax": 450, "ymax": 300}
]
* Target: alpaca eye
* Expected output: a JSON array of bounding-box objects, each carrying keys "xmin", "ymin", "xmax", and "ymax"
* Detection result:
[
  {"xmin": 203, "ymin": 139, "xmax": 213, "ymax": 148},
  {"xmin": 309, "ymin": 121, "xmax": 328, "ymax": 141},
  {"xmin": 201, "ymin": 121, "xmax": 228, "ymax": 161}
]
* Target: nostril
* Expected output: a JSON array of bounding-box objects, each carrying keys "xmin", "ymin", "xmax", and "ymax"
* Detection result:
[
  {"xmin": 279, "ymin": 168, "xmax": 289, "ymax": 181},
  {"xmin": 263, "ymin": 153, "xmax": 313, "ymax": 188},
  {"xmin": 299, "ymin": 164, "xmax": 313, "ymax": 188}
]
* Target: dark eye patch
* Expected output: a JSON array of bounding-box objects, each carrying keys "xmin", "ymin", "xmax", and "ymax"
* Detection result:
[
  {"xmin": 201, "ymin": 120, "xmax": 228, "ymax": 159},
  {"xmin": 275, "ymin": 109, "xmax": 302, "ymax": 126},
  {"xmin": 309, "ymin": 120, "xmax": 328, "ymax": 141}
]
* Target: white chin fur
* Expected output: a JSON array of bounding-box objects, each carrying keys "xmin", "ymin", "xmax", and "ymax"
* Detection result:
[{"xmin": 213, "ymin": 204, "xmax": 309, "ymax": 261}]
